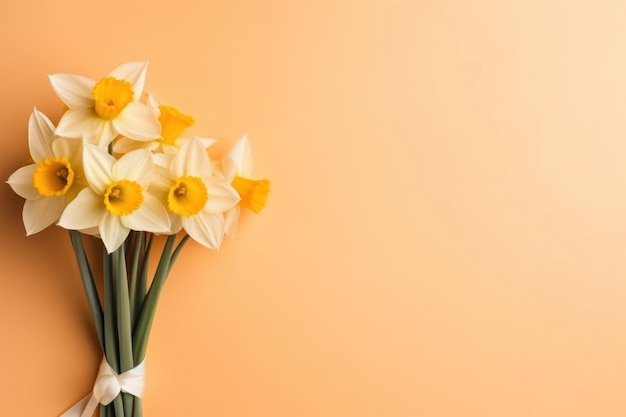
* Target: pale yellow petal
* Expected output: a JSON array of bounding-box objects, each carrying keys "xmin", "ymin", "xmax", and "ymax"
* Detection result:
[
  {"xmin": 7, "ymin": 165, "xmax": 38, "ymax": 200},
  {"xmin": 28, "ymin": 109, "xmax": 56, "ymax": 162},
  {"xmin": 48, "ymin": 73, "xmax": 96, "ymax": 109},
  {"xmin": 23, "ymin": 197, "xmax": 65, "ymax": 235}
]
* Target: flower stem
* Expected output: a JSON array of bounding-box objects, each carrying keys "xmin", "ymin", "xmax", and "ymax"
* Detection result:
[
  {"xmin": 69, "ymin": 230, "xmax": 104, "ymax": 350},
  {"xmin": 135, "ymin": 233, "xmax": 153, "ymax": 320},
  {"xmin": 103, "ymin": 250, "xmax": 119, "ymax": 372},
  {"xmin": 132, "ymin": 398, "xmax": 143, "ymax": 417},
  {"xmin": 168, "ymin": 234, "xmax": 191, "ymax": 274},
  {"xmin": 129, "ymin": 231, "xmax": 145, "ymax": 328},
  {"xmin": 113, "ymin": 245, "xmax": 135, "ymax": 417},
  {"xmin": 132, "ymin": 234, "xmax": 178, "ymax": 364},
  {"xmin": 103, "ymin": 249, "xmax": 124, "ymax": 417}
]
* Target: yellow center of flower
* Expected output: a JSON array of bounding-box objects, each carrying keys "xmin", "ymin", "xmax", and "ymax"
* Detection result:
[
  {"xmin": 168, "ymin": 176, "xmax": 209, "ymax": 217},
  {"xmin": 104, "ymin": 180, "xmax": 144, "ymax": 216},
  {"xmin": 32, "ymin": 157, "xmax": 75, "ymax": 197},
  {"xmin": 159, "ymin": 105, "xmax": 195, "ymax": 145},
  {"xmin": 231, "ymin": 176, "xmax": 270, "ymax": 213},
  {"xmin": 92, "ymin": 77, "xmax": 134, "ymax": 120}
]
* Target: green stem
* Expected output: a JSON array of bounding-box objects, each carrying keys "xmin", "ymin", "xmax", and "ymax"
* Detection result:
[
  {"xmin": 113, "ymin": 396, "xmax": 125, "ymax": 417},
  {"xmin": 104, "ymin": 249, "xmax": 124, "ymax": 417},
  {"xmin": 69, "ymin": 230, "xmax": 104, "ymax": 350},
  {"xmin": 168, "ymin": 234, "xmax": 191, "ymax": 274},
  {"xmin": 135, "ymin": 234, "xmax": 153, "ymax": 318},
  {"xmin": 129, "ymin": 231, "xmax": 145, "ymax": 329},
  {"xmin": 113, "ymin": 245, "xmax": 135, "ymax": 417},
  {"xmin": 132, "ymin": 234, "xmax": 178, "ymax": 364},
  {"xmin": 103, "ymin": 250, "xmax": 119, "ymax": 372},
  {"xmin": 131, "ymin": 398, "xmax": 143, "ymax": 417}
]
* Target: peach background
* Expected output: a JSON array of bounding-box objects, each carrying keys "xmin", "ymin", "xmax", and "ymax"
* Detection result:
[{"xmin": 2, "ymin": 1, "xmax": 626, "ymax": 416}]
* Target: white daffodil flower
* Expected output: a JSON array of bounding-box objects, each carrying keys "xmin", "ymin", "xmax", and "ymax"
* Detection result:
[
  {"xmin": 151, "ymin": 137, "xmax": 240, "ymax": 249},
  {"xmin": 59, "ymin": 145, "xmax": 170, "ymax": 253},
  {"xmin": 7, "ymin": 109, "xmax": 85, "ymax": 235},
  {"xmin": 114, "ymin": 94, "xmax": 215, "ymax": 155},
  {"xmin": 49, "ymin": 62, "xmax": 161, "ymax": 148},
  {"xmin": 221, "ymin": 135, "xmax": 270, "ymax": 236}
]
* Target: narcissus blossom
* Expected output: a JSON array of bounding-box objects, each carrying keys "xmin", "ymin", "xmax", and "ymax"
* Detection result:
[
  {"xmin": 114, "ymin": 94, "xmax": 214, "ymax": 155},
  {"xmin": 59, "ymin": 145, "xmax": 170, "ymax": 253},
  {"xmin": 7, "ymin": 109, "xmax": 85, "ymax": 235},
  {"xmin": 221, "ymin": 135, "xmax": 270, "ymax": 236},
  {"xmin": 152, "ymin": 137, "xmax": 240, "ymax": 249},
  {"xmin": 49, "ymin": 62, "xmax": 161, "ymax": 148}
]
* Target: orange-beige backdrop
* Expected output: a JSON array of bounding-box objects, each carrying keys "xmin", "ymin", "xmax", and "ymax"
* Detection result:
[{"xmin": 2, "ymin": 1, "xmax": 626, "ymax": 416}]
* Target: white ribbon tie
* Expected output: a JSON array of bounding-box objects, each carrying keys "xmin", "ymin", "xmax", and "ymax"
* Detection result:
[{"xmin": 60, "ymin": 357, "xmax": 146, "ymax": 417}]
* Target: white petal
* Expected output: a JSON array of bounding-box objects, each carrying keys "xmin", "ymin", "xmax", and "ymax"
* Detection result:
[
  {"xmin": 146, "ymin": 92, "xmax": 160, "ymax": 112},
  {"xmin": 182, "ymin": 212, "xmax": 225, "ymax": 250},
  {"xmin": 48, "ymin": 73, "xmax": 96, "ymax": 109},
  {"xmin": 108, "ymin": 62, "xmax": 148, "ymax": 100},
  {"xmin": 23, "ymin": 197, "xmax": 65, "ymax": 235},
  {"xmin": 56, "ymin": 108, "xmax": 104, "ymax": 140},
  {"xmin": 162, "ymin": 143, "xmax": 180, "ymax": 155},
  {"xmin": 58, "ymin": 188, "xmax": 104, "ymax": 230},
  {"xmin": 152, "ymin": 152, "xmax": 175, "ymax": 169},
  {"xmin": 99, "ymin": 213, "xmax": 130, "ymax": 254},
  {"xmin": 171, "ymin": 137, "xmax": 211, "ymax": 178},
  {"xmin": 205, "ymin": 180, "xmax": 240, "ymax": 213},
  {"xmin": 52, "ymin": 138, "xmax": 83, "ymax": 170},
  {"xmin": 122, "ymin": 194, "xmax": 170, "ymax": 233},
  {"xmin": 113, "ymin": 149, "xmax": 152, "ymax": 186},
  {"xmin": 7, "ymin": 165, "xmax": 39, "ymax": 200},
  {"xmin": 169, "ymin": 213, "xmax": 183, "ymax": 234},
  {"xmin": 93, "ymin": 121, "xmax": 119, "ymax": 149},
  {"xmin": 80, "ymin": 226, "xmax": 100, "ymax": 237},
  {"xmin": 28, "ymin": 109, "xmax": 56, "ymax": 161},
  {"xmin": 113, "ymin": 102, "xmax": 161, "ymax": 141},
  {"xmin": 149, "ymin": 164, "xmax": 173, "ymax": 201},
  {"xmin": 223, "ymin": 205, "xmax": 240, "ymax": 237},
  {"xmin": 221, "ymin": 156, "xmax": 237, "ymax": 180},
  {"xmin": 113, "ymin": 137, "xmax": 154, "ymax": 154},
  {"xmin": 192, "ymin": 136, "xmax": 217, "ymax": 149},
  {"xmin": 84, "ymin": 145, "xmax": 114, "ymax": 194},
  {"xmin": 227, "ymin": 134, "xmax": 253, "ymax": 176}
]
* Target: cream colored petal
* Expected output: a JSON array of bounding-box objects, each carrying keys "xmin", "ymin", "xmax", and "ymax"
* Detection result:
[
  {"xmin": 171, "ymin": 137, "xmax": 211, "ymax": 178},
  {"xmin": 192, "ymin": 136, "xmax": 217, "ymax": 149},
  {"xmin": 113, "ymin": 137, "xmax": 154, "ymax": 154},
  {"xmin": 56, "ymin": 108, "xmax": 103, "ymax": 140},
  {"xmin": 204, "ymin": 180, "xmax": 240, "ymax": 213},
  {"xmin": 223, "ymin": 205, "xmax": 241, "ymax": 238},
  {"xmin": 7, "ymin": 165, "xmax": 38, "ymax": 200},
  {"xmin": 28, "ymin": 109, "xmax": 56, "ymax": 161},
  {"xmin": 168, "ymin": 213, "xmax": 183, "ymax": 234},
  {"xmin": 122, "ymin": 194, "xmax": 170, "ymax": 234},
  {"xmin": 182, "ymin": 212, "xmax": 225, "ymax": 250},
  {"xmin": 99, "ymin": 213, "xmax": 130, "ymax": 254},
  {"xmin": 48, "ymin": 73, "xmax": 96, "ymax": 109},
  {"xmin": 152, "ymin": 152, "xmax": 175, "ymax": 169},
  {"xmin": 52, "ymin": 138, "xmax": 83, "ymax": 170},
  {"xmin": 113, "ymin": 149, "xmax": 152, "ymax": 186},
  {"xmin": 84, "ymin": 144, "xmax": 114, "ymax": 194},
  {"xmin": 108, "ymin": 62, "xmax": 148, "ymax": 100},
  {"xmin": 58, "ymin": 188, "xmax": 103, "ymax": 231},
  {"xmin": 227, "ymin": 134, "xmax": 253, "ymax": 176},
  {"xmin": 23, "ymin": 196, "xmax": 65, "ymax": 235},
  {"xmin": 113, "ymin": 102, "xmax": 161, "ymax": 141},
  {"xmin": 146, "ymin": 92, "xmax": 161, "ymax": 112},
  {"xmin": 149, "ymin": 164, "xmax": 173, "ymax": 200},
  {"xmin": 92, "ymin": 121, "xmax": 119, "ymax": 149}
]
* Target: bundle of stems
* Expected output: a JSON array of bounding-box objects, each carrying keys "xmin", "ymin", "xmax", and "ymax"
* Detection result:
[{"xmin": 70, "ymin": 229, "xmax": 190, "ymax": 417}]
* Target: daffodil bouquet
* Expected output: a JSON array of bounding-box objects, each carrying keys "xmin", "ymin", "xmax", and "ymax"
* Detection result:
[{"xmin": 7, "ymin": 62, "xmax": 269, "ymax": 417}]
